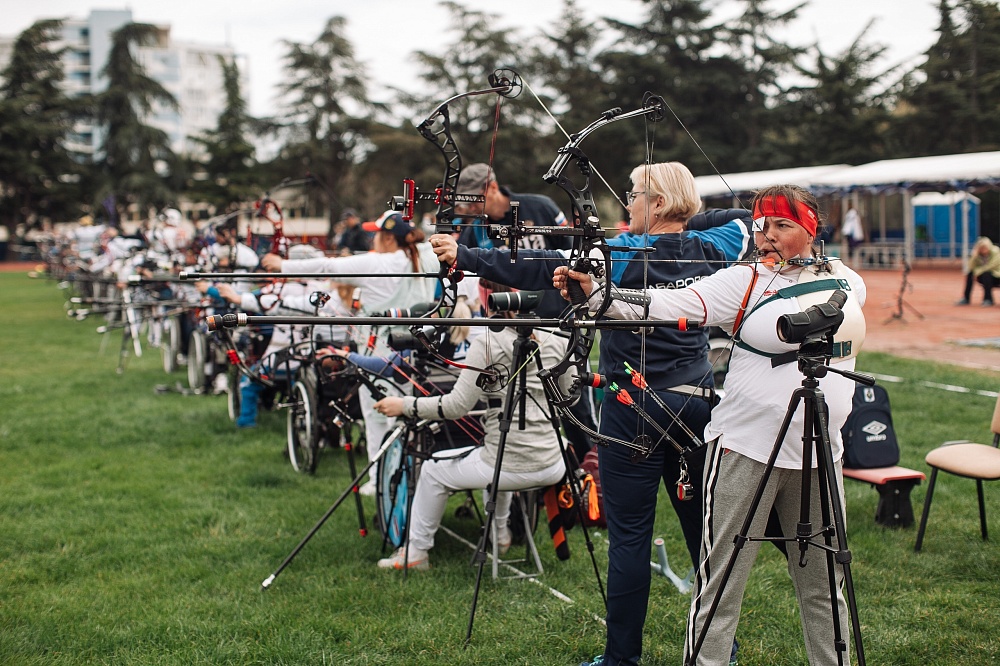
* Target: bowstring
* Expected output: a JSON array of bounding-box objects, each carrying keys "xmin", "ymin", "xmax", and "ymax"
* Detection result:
[
  {"xmin": 523, "ymin": 77, "xmax": 667, "ymax": 445},
  {"xmin": 468, "ymin": 92, "xmax": 509, "ymax": 392},
  {"xmin": 637, "ymin": 111, "xmax": 656, "ymax": 450}
]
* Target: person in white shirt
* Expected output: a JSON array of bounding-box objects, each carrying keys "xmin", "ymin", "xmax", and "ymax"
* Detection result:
[
  {"xmin": 839, "ymin": 203, "xmax": 864, "ymax": 264},
  {"xmin": 555, "ymin": 185, "xmax": 867, "ymax": 666},
  {"xmin": 369, "ymin": 280, "xmax": 571, "ymax": 571},
  {"xmin": 261, "ymin": 211, "xmax": 441, "ymax": 495}
]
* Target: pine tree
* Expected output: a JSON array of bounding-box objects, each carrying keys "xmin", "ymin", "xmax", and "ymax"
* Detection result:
[
  {"xmin": 94, "ymin": 22, "xmax": 178, "ymax": 220},
  {"xmin": 188, "ymin": 56, "xmax": 260, "ymax": 211},
  {"xmin": 718, "ymin": 0, "xmax": 807, "ymax": 170},
  {"xmin": 785, "ymin": 22, "xmax": 896, "ymax": 165},
  {"xmin": 405, "ymin": 2, "xmax": 549, "ymax": 195},
  {"xmin": 526, "ymin": 0, "xmax": 632, "ymax": 219},
  {"xmin": 274, "ymin": 16, "xmax": 371, "ymax": 242},
  {"xmin": 0, "ymin": 19, "xmax": 83, "ymax": 228},
  {"xmin": 600, "ymin": 0, "xmax": 737, "ymax": 174}
]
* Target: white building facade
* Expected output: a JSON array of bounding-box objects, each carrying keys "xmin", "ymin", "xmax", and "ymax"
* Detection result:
[{"xmin": 0, "ymin": 9, "xmax": 245, "ymax": 159}]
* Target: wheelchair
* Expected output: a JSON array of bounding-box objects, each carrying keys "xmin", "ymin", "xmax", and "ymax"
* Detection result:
[
  {"xmin": 283, "ymin": 340, "xmax": 365, "ymax": 475},
  {"xmin": 367, "ymin": 367, "xmax": 488, "ymax": 551}
]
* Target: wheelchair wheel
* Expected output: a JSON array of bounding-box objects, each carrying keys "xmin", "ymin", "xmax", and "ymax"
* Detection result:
[
  {"xmin": 707, "ymin": 336, "xmax": 731, "ymax": 395},
  {"xmin": 287, "ymin": 370, "xmax": 318, "ymax": 474},
  {"xmin": 226, "ymin": 365, "xmax": 242, "ymax": 422},
  {"xmin": 187, "ymin": 329, "xmax": 207, "ymax": 391},
  {"xmin": 375, "ymin": 426, "xmax": 416, "ymax": 548},
  {"xmin": 161, "ymin": 316, "xmax": 181, "ymax": 374}
]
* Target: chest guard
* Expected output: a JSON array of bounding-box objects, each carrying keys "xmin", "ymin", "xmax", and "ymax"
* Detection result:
[{"xmin": 736, "ymin": 259, "xmax": 866, "ymax": 363}]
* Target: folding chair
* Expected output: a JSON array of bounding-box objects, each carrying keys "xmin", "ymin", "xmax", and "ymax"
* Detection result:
[
  {"xmin": 915, "ymin": 394, "xmax": 1000, "ymax": 551},
  {"xmin": 491, "ymin": 489, "xmax": 544, "ymax": 580}
]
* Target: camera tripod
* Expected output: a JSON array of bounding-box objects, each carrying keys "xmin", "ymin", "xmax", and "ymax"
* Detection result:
[
  {"xmin": 685, "ymin": 338, "xmax": 873, "ymax": 666},
  {"xmin": 465, "ymin": 318, "xmax": 607, "ymax": 645},
  {"xmin": 260, "ymin": 369, "xmax": 392, "ymax": 590},
  {"xmin": 884, "ymin": 255, "xmax": 925, "ymax": 325}
]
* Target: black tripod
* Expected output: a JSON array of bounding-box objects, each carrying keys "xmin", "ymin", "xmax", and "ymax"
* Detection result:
[
  {"xmin": 884, "ymin": 255, "xmax": 925, "ymax": 325},
  {"xmin": 686, "ymin": 337, "xmax": 874, "ymax": 666},
  {"xmin": 465, "ymin": 319, "xmax": 606, "ymax": 645},
  {"xmin": 260, "ymin": 371, "xmax": 390, "ymax": 590}
]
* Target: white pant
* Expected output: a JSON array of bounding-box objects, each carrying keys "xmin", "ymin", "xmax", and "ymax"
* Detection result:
[{"xmin": 407, "ymin": 447, "xmax": 566, "ymax": 553}]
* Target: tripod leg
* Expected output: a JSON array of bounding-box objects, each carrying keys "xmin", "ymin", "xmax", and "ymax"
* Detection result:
[
  {"xmin": 811, "ymin": 396, "xmax": 866, "ymax": 666},
  {"xmin": 344, "ymin": 436, "xmax": 368, "ymax": 537},
  {"xmin": 465, "ymin": 329, "xmax": 535, "ymax": 646},
  {"xmin": 261, "ymin": 428, "xmax": 402, "ymax": 590},
  {"xmin": 684, "ymin": 442, "xmax": 781, "ymax": 665},
  {"xmin": 464, "ymin": 392, "xmax": 517, "ymax": 645},
  {"xmin": 540, "ymin": 381, "xmax": 607, "ymax": 608},
  {"xmin": 813, "ymin": 454, "xmax": 849, "ymax": 666}
]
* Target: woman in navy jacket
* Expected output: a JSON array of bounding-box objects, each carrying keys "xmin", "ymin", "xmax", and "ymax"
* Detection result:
[{"xmin": 430, "ymin": 161, "xmax": 751, "ymax": 666}]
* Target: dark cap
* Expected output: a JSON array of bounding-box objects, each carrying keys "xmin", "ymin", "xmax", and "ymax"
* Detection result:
[
  {"xmin": 455, "ymin": 163, "xmax": 497, "ymax": 195},
  {"xmin": 362, "ymin": 211, "xmax": 414, "ymax": 240},
  {"xmin": 339, "ymin": 208, "xmax": 359, "ymax": 221}
]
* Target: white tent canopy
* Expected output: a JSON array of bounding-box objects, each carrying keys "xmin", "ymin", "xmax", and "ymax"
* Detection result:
[
  {"xmin": 695, "ymin": 151, "xmax": 1000, "ymax": 197},
  {"xmin": 810, "ymin": 151, "xmax": 1000, "ymax": 189},
  {"xmin": 693, "ymin": 151, "xmax": 1000, "ymax": 267},
  {"xmin": 694, "ymin": 165, "xmax": 850, "ymax": 197}
]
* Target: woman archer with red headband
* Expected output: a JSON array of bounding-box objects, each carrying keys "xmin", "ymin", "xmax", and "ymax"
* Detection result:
[{"xmin": 555, "ymin": 184, "xmax": 867, "ymax": 665}]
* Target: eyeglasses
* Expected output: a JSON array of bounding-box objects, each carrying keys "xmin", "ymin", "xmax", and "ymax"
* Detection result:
[{"xmin": 625, "ymin": 190, "xmax": 646, "ymax": 205}]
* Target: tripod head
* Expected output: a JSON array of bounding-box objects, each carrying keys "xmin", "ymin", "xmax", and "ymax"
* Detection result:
[{"xmin": 794, "ymin": 332, "xmax": 874, "ymax": 387}]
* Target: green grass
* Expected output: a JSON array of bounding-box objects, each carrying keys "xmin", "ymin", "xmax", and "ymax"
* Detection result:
[{"xmin": 1, "ymin": 271, "xmax": 998, "ymax": 665}]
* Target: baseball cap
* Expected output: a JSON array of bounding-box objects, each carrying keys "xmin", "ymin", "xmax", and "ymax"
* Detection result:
[
  {"xmin": 362, "ymin": 211, "xmax": 414, "ymax": 239},
  {"xmin": 455, "ymin": 163, "xmax": 497, "ymax": 195},
  {"xmin": 339, "ymin": 208, "xmax": 358, "ymax": 221}
]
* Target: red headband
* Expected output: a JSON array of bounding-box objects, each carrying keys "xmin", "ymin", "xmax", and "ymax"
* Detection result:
[{"xmin": 752, "ymin": 195, "xmax": 817, "ymax": 236}]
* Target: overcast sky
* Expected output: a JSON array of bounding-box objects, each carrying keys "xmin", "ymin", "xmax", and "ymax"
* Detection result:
[{"xmin": 6, "ymin": 0, "xmax": 942, "ymax": 118}]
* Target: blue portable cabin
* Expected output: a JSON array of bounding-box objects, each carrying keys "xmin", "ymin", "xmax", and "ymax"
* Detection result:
[{"xmin": 911, "ymin": 191, "xmax": 980, "ymax": 259}]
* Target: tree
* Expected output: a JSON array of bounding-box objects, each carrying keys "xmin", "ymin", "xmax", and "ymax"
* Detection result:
[
  {"xmin": 93, "ymin": 22, "xmax": 179, "ymax": 220},
  {"xmin": 188, "ymin": 56, "xmax": 261, "ymax": 211},
  {"xmin": 0, "ymin": 19, "xmax": 83, "ymax": 228},
  {"xmin": 405, "ymin": 2, "xmax": 550, "ymax": 197},
  {"xmin": 526, "ymin": 0, "xmax": 632, "ymax": 221},
  {"xmin": 600, "ymin": 0, "xmax": 740, "ymax": 175},
  {"xmin": 956, "ymin": 0, "xmax": 1000, "ymax": 151},
  {"xmin": 274, "ymin": 16, "xmax": 372, "ymax": 242},
  {"xmin": 785, "ymin": 22, "xmax": 896, "ymax": 165},
  {"xmin": 717, "ymin": 0, "xmax": 807, "ymax": 170},
  {"xmin": 888, "ymin": 0, "xmax": 1000, "ymax": 156}
]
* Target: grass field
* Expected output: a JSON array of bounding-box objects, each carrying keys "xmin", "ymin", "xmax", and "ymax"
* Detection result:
[{"xmin": 1, "ymin": 272, "xmax": 998, "ymax": 665}]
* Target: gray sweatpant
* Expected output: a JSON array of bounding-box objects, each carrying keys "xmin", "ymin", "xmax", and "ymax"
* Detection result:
[{"xmin": 684, "ymin": 440, "xmax": 850, "ymax": 665}]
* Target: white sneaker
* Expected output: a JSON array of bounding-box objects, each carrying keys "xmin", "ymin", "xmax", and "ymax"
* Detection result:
[
  {"xmin": 377, "ymin": 546, "xmax": 429, "ymax": 570},
  {"xmin": 358, "ymin": 480, "xmax": 376, "ymax": 497},
  {"xmin": 176, "ymin": 353, "xmax": 188, "ymax": 367},
  {"xmin": 213, "ymin": 373, "xmax": 228, "ymax": 393}
]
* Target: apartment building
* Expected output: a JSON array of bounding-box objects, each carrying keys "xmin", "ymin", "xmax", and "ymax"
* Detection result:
[{"xmin": 0, "ymin": 9, "xmax": 246, "ymax": 159}]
